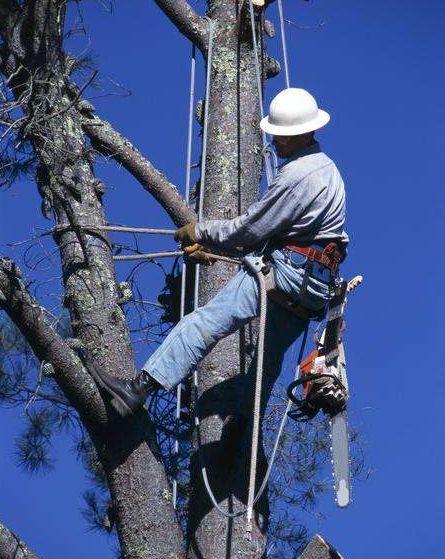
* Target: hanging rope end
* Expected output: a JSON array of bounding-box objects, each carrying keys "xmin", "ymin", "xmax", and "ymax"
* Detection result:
[{"xmin": 246, "ymin": 508, "xmax": 253, "ymax": 536}]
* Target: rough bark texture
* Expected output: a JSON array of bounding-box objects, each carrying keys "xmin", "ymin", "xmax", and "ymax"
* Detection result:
[
  {"xmin": 154, "ymin": 0, "xmax": 209, "ymax": 52},
  {"xmin": 186, "ymin": 2, "xmax": 269, "ymax": 558},
  {"xmin": 0, "ymin": 520, "xmax": 40, "ymax": 559},
  {"xmin": 0, "ymin": 1, "xmax": 185, "ymax": 557},
  {"xmin": 0, "ymin": 258, "xmax": 107, "ymax": 425},
  {"xmin": 298, "ymin": 535, "xmax": 343, "ymax": 559}
]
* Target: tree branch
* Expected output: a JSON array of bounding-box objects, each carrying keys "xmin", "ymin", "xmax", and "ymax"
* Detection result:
[
  {"xmin": 81, "ymin": 112, "xmax": 195, "ymax": 226},
  {"xmin": 0, "ymin": 258, "xmax": 107, "ymax": 426},
  {"xmin": 0, "ymin": 519, "xmax": 40, "ymax": 559},
  {"xmin": 154, "ymin": 0, "xmax": 208, "ymax": 52},
  {"xmin": 299, "ymin": 535, "xmax": 343, "ymax": 559}
]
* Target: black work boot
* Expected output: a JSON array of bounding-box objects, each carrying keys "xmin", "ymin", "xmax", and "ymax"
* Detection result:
[{"xmin": 91, "ymin": 368, "xmax": 161, "ymax": 417}]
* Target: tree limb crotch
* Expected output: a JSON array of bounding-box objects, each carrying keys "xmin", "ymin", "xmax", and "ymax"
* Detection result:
[
  {"xmin": 0, "ymin": 257, "xmax": 107, "ymax": 426},
  {"xmin": 81, "ymin": 113, "xmax": 195, "ymax": 226}
]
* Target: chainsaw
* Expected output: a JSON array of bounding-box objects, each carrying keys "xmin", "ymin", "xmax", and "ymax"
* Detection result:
[{"xmin": 287, "ymin": 275, "xmax": 363, "ymax": 508}]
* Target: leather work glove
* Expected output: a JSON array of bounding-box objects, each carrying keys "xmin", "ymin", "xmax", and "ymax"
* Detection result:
[
  {"xmin": 174, "ymin": 222, "xmax": 197, "ymax": 245},
  {"xmin": 184, "ymin": 243, "xmax": 215, "ymax": 266}
]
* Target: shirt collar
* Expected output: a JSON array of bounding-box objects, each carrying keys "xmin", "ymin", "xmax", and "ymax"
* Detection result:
[{"xmin": 285, "ymin": 141, "xmax": 321, "ymax": 164}]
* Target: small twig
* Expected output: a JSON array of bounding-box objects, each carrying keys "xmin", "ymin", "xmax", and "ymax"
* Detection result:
[
  {"xmin": 24, "ymin": 361, "xmax": 45, "ymax": 414},
  {"xmin": 284, "ymin": 18, "xmax": 326, "ymax": 31}
]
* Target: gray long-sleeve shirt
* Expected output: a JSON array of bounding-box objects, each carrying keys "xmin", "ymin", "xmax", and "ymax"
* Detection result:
[{"xmin": 195, "ymin": 142, "xmax": 348, "ymax": 250}]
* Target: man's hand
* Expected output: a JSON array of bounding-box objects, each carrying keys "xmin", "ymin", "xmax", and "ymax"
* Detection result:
[
  {"xmin": 174, "ymin": 222, "xmax": 197, "ymax": 245},
  {"xmin": 184, "ymin": 243, "xmax": 215, "ymax": 266},
  {"xmin": 175, "ymin": 223, "xmax": 214, "ymax": 265}
]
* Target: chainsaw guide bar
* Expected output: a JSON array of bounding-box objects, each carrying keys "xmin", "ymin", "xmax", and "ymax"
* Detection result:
[{"xmin": 287, "ymin": 276, "xmax": 362, "ymax": 508}]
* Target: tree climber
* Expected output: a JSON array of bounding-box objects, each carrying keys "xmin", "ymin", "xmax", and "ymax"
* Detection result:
[{"xmin": 93, "ymin": 88, "xmax": 349, "ymax": 417}]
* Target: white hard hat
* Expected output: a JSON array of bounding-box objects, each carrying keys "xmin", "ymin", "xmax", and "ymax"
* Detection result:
[{"xmin": 260, "ymin": 88, "xmax": 330, "ymax": 136}]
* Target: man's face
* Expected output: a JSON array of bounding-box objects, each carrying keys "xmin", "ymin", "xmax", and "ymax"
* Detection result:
[{"xmin": 272, "ymin": 132, "xmax": 314, "ymax": 158}]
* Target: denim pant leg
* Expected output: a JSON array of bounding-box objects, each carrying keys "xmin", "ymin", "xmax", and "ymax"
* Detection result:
[
  {"xmin": 142, "ymin": 261, "xmax": 260, "ymax": 390},
  {"xmin": 271, "ymin": 249, "xmax": 331, "ymax": 313},
  {"xmin": 262, "ymin": 301, "xmax": 308, "ymax": 401}
]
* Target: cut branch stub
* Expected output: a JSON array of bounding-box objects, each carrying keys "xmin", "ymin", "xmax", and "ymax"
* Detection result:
[{"xmin": 299, "ymin": 535, "xmax": 344, "ymax": 559}]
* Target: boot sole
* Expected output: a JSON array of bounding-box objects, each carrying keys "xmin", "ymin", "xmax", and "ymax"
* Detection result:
[{"xmin": 89, "ymin": 364, "xmax": 134, "ymax": 418}]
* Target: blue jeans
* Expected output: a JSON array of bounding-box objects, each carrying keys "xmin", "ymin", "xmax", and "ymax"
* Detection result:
[{"xmin": 142, "ymin": 249, "xmax": 332, "ymax": 390}]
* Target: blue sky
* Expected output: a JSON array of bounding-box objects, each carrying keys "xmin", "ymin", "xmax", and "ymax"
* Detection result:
[{"xmin": 1, "ymin": 0, "xmax": 445, "ymax": 557}]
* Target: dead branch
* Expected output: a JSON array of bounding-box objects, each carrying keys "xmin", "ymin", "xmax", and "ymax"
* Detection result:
[
  {"xmin": 81, "ymin": 113, "xmax": 195, "ymax": 226},
  {"xmin": 154, "ymin": 0, "xmax": 208, "ymax": 52},
  {"xmin": 0, "ymin": 257, "xmax": 107, "ymax": 426},
  {"xmin": 0, "ymin": 519, "xmax": 41, "ymax": 559}
]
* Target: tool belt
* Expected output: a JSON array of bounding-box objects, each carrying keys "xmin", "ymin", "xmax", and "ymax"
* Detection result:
[
  {"xmin": 263, "ymin": 241, "xmax": 343, "ymax": 320},
  {"xmin": 283, "ymin": 241, "xmax": 343, "ymax": 271}
]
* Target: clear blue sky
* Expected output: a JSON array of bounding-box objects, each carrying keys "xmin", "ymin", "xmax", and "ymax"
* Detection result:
[{"xmin": 1, "ymin": 1, "xmax": 444, "ymax": 557}]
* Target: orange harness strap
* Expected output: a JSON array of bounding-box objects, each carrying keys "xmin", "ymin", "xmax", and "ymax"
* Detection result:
[{"xmin": 284, "ymin": 242, "xmax": 343, "ymax": 271}]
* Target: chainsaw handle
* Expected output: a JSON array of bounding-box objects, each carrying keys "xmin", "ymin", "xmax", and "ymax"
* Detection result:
[
  {"xmin": 287, "ymin": 373, "xmax": 327, "ymax": 404},
  {"xmin": 287, "ymin": 372, "xmax": 346, "ymax": 405}
]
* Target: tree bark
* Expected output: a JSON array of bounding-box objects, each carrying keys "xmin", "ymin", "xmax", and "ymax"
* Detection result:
[
  {"xmin": 154, "ymin": 0, "xmax": 208, "ymax": 52},
  {"xmin": 0, "ymin": 258, "xmax": 107, "ymax": 425},
  {"xmin": 0, "ymin": 520, "xmax": 40, "ymax": 559},
  {"xmin": 0, "ymin": 1, "xmax": 185, "ymax": 557},
  {"xmin": 186, "ymin": 2, "xmax": 271, "ymax": 557},
  {"xmin": 1, "ymin": 1, "xmax": 281, "ymax": 558},
  {"xmin": 298, "ymin": 535, "xmax": 343, "ymax": 559}
]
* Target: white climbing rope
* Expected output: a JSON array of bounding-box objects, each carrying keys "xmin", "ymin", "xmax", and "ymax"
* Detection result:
[
  {"xmin": 277, "ymin": 0, "xmax": 291, "ymax": 89},
  {"xmin": 244, "ymin": 258, "xmax": 268, "ymax": 529},
  {"xmin": 173, "ymin": 40, "xmax": 197, "ymax": 510}
]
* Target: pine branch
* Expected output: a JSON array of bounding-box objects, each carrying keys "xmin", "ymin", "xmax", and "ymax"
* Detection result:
[
  {"xmin": 154, "ymin": 0, "xmax": 208, "ymax": 52},
  {"xmin": 0, "ymin": 519, "xmax": 40, "ymax": 559},
  {"xmin": 0, "ymin": 258, "xmax": 107, "ymax": 425},
  {"xmin": 81, "ymin": 112, "xmax": 195, "ymax": 226}
]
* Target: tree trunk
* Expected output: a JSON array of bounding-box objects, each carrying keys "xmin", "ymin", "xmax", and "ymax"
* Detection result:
[
  {"xmin": 1, "ymin": 1, "xmax": 280, "ymax": 558},
  {"xmin": 187, "ymin": 2, "xmax": 271, "ymax": 557},
  {"xmin": 0, "ymin": 2, "xmax": 184, "ymax": 557}
]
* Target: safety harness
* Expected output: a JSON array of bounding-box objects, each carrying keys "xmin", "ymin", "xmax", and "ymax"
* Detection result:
[
  {"xmin": 284, "ymin": 241, "xmax": 344, "ymax": 271},
  {"xmin": 262, "ymin": 240, "xmax": 344, "ymax": 321}
]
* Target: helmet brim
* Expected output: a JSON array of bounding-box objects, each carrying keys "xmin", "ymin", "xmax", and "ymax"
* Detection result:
[{"xmin": 260, "ymin": 109, "xmax": 331, "ymax": 136}]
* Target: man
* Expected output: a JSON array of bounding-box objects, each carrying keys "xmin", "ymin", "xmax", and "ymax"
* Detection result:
[{"xmin": 94, "ymin": 88, "xmax": 348, "ymax": 417}]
